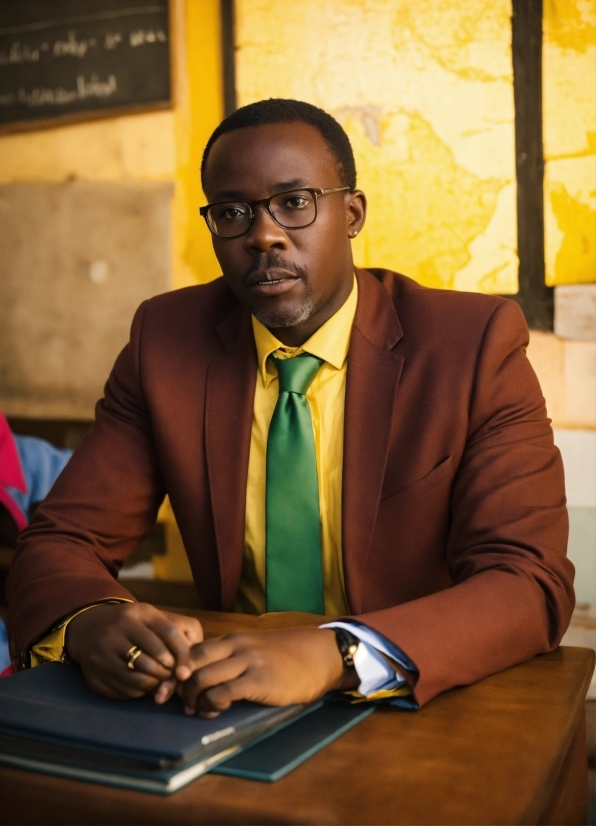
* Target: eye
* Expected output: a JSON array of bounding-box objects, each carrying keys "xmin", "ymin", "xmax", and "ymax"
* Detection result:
[
  {"xmin": 283, "ymin": 195, "xmax": 311, "ymax": 210},
  {"xmin": 213, "ymin": 204, "xmax": 249, "ymax": 221}
]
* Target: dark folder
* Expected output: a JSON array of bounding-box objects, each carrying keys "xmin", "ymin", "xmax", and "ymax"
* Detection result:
[
  {"xmin": 213, "ymin": 701, "xmax": 375, "ymax": 781},
  {"xmin": 0, "ymin": 662, "xmax": 310, "ymax": 791},
  {"xmin": 0, "ymin": 662, "xmax": 374, "ymax": 793}
]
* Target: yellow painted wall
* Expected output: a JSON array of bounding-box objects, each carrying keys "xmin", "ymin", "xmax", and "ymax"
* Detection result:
[
  {"xmin": 174, "ymin": 0, "xmax": 223, "ymax": 287},
  {"xmin": 235, "ymin": 0, "xmax": 518, "ymax": 293},
  {"xmin": 543, "ymin": 0, "xmax": 596, "ymax": 285},
  {"xmin": 0, "ymin": 0, "xmax": 223, "ymax": 290}
]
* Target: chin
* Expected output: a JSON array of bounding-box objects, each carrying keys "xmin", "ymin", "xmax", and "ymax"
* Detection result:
[{"xmin": 252, "ymin": 297, "xmax": 316, "ymax": 329}]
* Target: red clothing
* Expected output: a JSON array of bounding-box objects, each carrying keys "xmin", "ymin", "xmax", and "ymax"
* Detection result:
[{"xmin": 0, "ymin": 411, "xmax": 27, "ymax": 535}]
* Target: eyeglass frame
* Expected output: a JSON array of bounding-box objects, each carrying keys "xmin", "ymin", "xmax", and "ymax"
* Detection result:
[{"xmin": 199, "ymin": 186, "xmax": 351, "ymax": 238}]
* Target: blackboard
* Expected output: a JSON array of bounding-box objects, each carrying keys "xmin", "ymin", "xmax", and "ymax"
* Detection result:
[{"xmin": 0, "ymin": 1, "xmax": 171, "ymax": 131}]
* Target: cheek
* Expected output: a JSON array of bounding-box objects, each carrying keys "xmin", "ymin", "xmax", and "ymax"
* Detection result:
[
  {"xmin": 294, "ymin": 215, "xmax": 342, "ymax": 258},
  {"xmin": 297, "ymin": 220, "xmax": 350, "ymax": 281},
  {"xmin": 212, "ymin": 241, "xmax": 247, "ymax": 274}
]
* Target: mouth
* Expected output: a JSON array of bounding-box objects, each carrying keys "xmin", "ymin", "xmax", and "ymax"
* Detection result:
[{"xmin": 245, "ymin": 269, "xmax": 301, "ymax": 297}]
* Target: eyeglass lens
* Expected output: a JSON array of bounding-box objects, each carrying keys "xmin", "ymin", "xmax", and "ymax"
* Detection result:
[{"xmin": 206, "ymin": 189, "xmax": 316, "ymax": 237}]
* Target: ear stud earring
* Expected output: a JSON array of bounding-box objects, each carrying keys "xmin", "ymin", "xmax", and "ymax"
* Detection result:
[{"xmin": 351, "ymin": 230, "xmax": 359, "ymax": 237}]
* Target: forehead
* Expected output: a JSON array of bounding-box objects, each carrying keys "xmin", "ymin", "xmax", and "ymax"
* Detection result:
[{"xmin": 203, "ymin": 121, "xmax": 341, "ymax": 200}]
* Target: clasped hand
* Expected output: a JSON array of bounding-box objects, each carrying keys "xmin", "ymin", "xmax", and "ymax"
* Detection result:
[{"xmin": 65, "ymin": 603, "xmax": 357, "ymax": 716}]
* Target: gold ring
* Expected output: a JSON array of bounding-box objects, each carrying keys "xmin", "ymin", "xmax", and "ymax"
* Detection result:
[{"xmin": 126, "ymin": 645, "xmax": 143, "ymax": 670}]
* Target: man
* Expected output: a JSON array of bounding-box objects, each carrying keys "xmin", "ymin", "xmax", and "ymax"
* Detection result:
[{"xmin": 7, "ymin": 99, "xmax": 573, "ymax": 716}]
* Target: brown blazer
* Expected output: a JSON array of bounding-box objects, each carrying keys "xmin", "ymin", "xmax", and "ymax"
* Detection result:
[{"xmin": 6, "ymin": 268, "xmax": 574, "ymax": 706}]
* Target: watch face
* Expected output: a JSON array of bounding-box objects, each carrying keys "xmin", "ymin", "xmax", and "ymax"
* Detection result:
[{"xmin": 336, "ymin": 628, "xmax": 359, "ymax": 667}]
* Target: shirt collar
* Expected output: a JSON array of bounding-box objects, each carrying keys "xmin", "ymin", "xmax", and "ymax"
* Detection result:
[{"xmin": 251, "ymin": 275, "xmax": 358, "ymax": 387}]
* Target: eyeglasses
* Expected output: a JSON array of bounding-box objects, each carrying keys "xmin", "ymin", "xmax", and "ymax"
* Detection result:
[{"xmin": 199, "ymin": 187, "xmax": 350, "ymax": 238}]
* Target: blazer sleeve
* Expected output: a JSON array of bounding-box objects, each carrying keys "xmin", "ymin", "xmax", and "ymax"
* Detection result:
[
  {"xmin": 6, "ymin": 301, "xmax": 166, "ymax": 667},
  {"xmin": 355, "ymin": 299, "xmax": 574, "ymax": 707}
]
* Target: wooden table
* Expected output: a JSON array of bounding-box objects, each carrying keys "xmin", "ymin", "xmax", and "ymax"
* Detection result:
[{"xmin": 0, "ymin": 610, "xmax": 593, "ymax": 825}]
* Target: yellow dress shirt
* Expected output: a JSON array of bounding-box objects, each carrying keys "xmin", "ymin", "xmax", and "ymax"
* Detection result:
[
  {"xmin": 30, "ymin": 598, "xmax": 132, "ymax": 666},
  {"xmin": 234, "ymin": 277, "xmax": 358, "ymax": 616}
]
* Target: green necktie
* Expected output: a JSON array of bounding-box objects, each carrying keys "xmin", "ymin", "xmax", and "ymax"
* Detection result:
[{"xmin": 266, "ymin": 353, "xmax": 325, "ymax": 613}]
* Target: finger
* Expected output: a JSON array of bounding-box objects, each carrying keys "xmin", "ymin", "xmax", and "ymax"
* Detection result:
[
  {"xmin": 89, "ymin": 642, "xmax": 165, "ymax": 693},
  {"xmin": 102, "ymin": 675, "xmax": 147, "ymax": 700},
  {"xmin": 120, "ymin": 619, "xmax": 179, "ymax": 672},
  {"xmin": 161, "ymin": 612, "xmax": 204, "ymax": 646},
  {"xmin": 176, "ymin": 637, "xmax": 232, "ymax": 682},
  {"xmin": 154, "ymin": 677, "xmax": 177, "ymax": 705},
  {"xmin": 104, "ymin": 675, "xmax": 151, "ymax": 700},
  {"xmin": 197, "ymin": 674, "xmax": 259, "ymax": 715},
  {"xmin": 82, "ymin": 666, "xmax": 154, "ymax": 701},
  {"xmin": 144, "ymin": 615, "xmax": 195, "ymax": 670},
  {"xmin": 99, "ymin": 634, "xmax": 172, "ymax": 682},
  {"xmin": 100, "ymin": 660, "xmax": 163, "ymax": 697},
  {"xmin": 120, "ymin": 647, "xmax": 173, "ymax": 682},
  {"xmin": 180, "ymin": 656, "xmax": 248, "ymax": 715},
  {"xmin": 82, "ymin": 671, "xmax": 125, "ymax": 701}
]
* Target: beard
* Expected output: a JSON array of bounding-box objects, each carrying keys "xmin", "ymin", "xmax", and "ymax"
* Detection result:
[
  {"xmin": 252, "ymin": 289, "xmax": 316, "ymax": 328},
  {"xmin": 245, "ymin": 252, "xmax": 316, "ymax": 329}
]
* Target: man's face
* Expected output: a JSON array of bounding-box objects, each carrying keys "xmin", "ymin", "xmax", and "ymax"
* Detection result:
[{"xmin": 202, "ymin": 122, "xmax": 365, "ymax": 343}]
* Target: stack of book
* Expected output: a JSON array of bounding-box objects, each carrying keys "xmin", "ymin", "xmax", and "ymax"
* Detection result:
[{"xmin": 0, "ymin": 662, "xmax": 373, "ymax": 793}]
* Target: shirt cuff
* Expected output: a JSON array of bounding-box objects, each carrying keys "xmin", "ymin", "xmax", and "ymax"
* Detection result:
[
  {"xmin": 30, "ymin": 599, "xmax": 133, "ymax": 667},
  {"xmin": 320, "ymin": 620, "xmax": 419, "ymax": 708}
]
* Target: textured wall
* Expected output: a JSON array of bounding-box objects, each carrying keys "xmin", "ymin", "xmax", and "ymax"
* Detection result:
[
  {"xmin": 235, "ymin": 0, "xmax": 517, "ymax": 293},
  {"xmin": 543, "ymin": 0, "xmax": 596, "ymax": 286},
  {"xmin": 0, "ymin": 0, "xmax": 224, "ymax": 419},
  {"xmin": 0, "ymin": 0, "xmax": 223, "ymax": 295},
  {"xmin": 0, "ymin": 181, "xmax": 173, "ymax": 419}
]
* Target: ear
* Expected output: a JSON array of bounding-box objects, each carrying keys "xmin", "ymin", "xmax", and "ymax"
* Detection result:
[{"xmin": 345, "ymin": 190, "xmax": 367, "ymax": 238}]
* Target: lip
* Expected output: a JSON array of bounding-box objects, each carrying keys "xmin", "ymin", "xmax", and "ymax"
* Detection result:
[{"xmin": 245, "ymin": 269, "xmax": 301, "ymax": 297}]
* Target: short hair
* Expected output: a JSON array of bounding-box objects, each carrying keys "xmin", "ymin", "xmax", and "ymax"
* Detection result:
[{"xmin": 201, "ymin": 98, "xmax": 357, "ymax": 190}]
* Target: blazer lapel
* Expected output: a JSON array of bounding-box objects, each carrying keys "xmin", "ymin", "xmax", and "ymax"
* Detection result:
[
  {"xmin": 205, "ymin": 303, "xmax": 257, "ymax": 610},
  {"xmin": 343, "ymin": 269, "xmax": 404, "ymax": 614}
]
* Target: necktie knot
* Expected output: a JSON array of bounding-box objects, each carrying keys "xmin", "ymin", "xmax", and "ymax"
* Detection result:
[{"xmin": 272, "ymin": 353, "xmax": 323, "ymax": 395}]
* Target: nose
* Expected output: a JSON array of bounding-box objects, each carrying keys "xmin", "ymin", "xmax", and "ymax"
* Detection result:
[{"xmin": 243, "ymin": 204, "xmax": 289, "ymax": 254}]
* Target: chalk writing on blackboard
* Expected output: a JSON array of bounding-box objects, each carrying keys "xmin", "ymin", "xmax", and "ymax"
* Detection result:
[{"xmin": 0, "ymin": 2, "xmax": 171, "ymax": 130}]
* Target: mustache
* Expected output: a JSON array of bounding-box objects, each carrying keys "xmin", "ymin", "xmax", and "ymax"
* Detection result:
[{"xmin": 243, "ymin": 252, "xmax": 306, "ymax": 285}]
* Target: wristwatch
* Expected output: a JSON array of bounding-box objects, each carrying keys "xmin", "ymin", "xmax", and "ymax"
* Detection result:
[{"xmin": 334, "ymin": 627, "xmax": 360, "ymax": 669}]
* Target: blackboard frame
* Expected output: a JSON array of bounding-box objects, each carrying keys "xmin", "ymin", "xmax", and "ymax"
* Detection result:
[{"xmin": 0, "ymin": 0, "xmax": 177, "ymax": 135}]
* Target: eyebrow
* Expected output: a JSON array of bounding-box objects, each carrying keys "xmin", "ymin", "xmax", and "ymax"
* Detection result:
[{"xmin": 211, "ymin": 178, "xmax": 310, "ymax": 202}]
